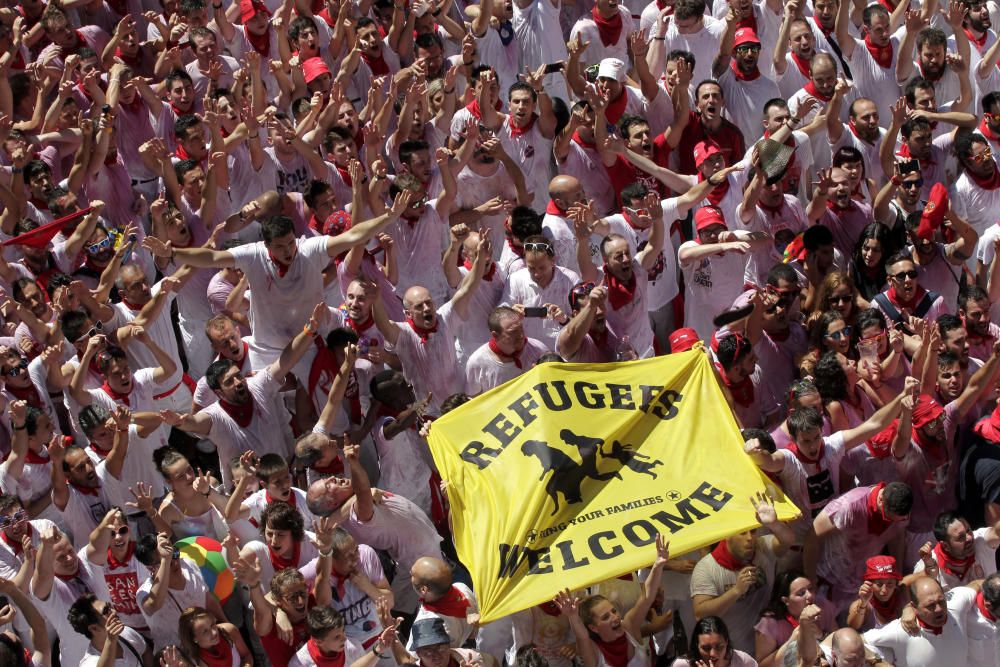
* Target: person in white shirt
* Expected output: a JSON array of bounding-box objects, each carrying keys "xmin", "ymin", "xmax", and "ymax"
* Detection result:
[
  {"xmin": 947, "ymin": 574, "xmax": 1000, "ymax": 667},
  {"xmin": 835, "ymin": 2, "xmax": 901, "ymax": 122},
  {"xmin": 84, "ymin": 508, "xmax": 150, "ymax": 634},
  {"xmin": 713, "ymin": 24, "xmax": 782, "ymax": 148},
  {"xmin": 773, "ymin": 12, "xmax": 819, "ymax": 99},
  {"xmin": 912, "ymin": 511, "xmax": 1000, "ymax": 590},
  {"xmin": 465, "ymin": 306, "xmax": 549, "ymax": 394},
  {"xmin": 501, "ymin": 235, "xmax": 581, "ymax": 349},
  {"xmin": 68, "ymin": 592, "xmax": 151, "ymax": 667},
  {"xmin": 864, "ymin": 576, "xmax": 968, "ymax": 666},
  {"xmin": 569, "ymin": 0, "xmax": 634, "ymax": 68},
  {"xmin": 409, "ymin": 556, "xmax": 480, "ymax": 649}
]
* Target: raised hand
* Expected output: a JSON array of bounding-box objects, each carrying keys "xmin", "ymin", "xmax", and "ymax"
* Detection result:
[
  {"xmin": 553, "ymin": 589, "xmax": 580, "ymax": 616},
  {"xmin": 751, "ymin": 491, "xmax": 778, "ymax": 526},
  {"xmin": 126, "ymin": 482, "xmax": 155, "ymax": 514}
]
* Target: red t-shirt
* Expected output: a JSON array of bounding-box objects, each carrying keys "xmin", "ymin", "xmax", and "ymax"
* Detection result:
[
  {"xmin": 605, "ymin": 155, "xmax": 669, "ymax": 206},
  {"xmin": 676, "ymin": 111, "xmax": 747, "ymax": 175}
]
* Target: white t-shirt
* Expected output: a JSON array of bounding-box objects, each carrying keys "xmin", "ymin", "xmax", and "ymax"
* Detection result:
[
  {"xmin": 465, "ymin": 338, "xmax": 549, "ymax": 395},
  {"xmin": 864, "ymin": 612, "xmax": 969, "ymax": 666},
  {"xmin": 913, "ymin": 527, "xmax": 998, "ymax": 590},
  {"xmin": 568, "ymin": 6, "xmax": 634, "ymax": 67},
  {"xmin": 409, "ymin": 582, "xmax": 479, "ymax": 649},
  {"xmin": 386, "ymin": 200, "xmax": 452, "ymax": 305},
  {"xmin": 372, "ymin": 416, "xmax": 434, "ymax": 517},
  {"xmin": 678, "ymin": 242, "xmax": 748, "ymax": 341},
  {"xmin": 501, "ymin": 266, "xmax": 581, "ymax": 349},
  {"xmin": 136, "ymin": 559, "xmax": 210, "ymax": 652},
  {"xmin": 718, "ymin": 67, "xmax": 781, "ymax": 148},
  {"xmin": 79, "ymin": 626, "xmax": 147, "ymax": 667},
  {"xmin": 947, "ymin": 585, "xmax": 1000, "ymax": 667},
  {"xmin": 85, "ymin": 544, "xmax": 151, "ymax": 631},
  {"xmin": 387, "ymin": 302, "xmax": 464, "ymax": 416}
]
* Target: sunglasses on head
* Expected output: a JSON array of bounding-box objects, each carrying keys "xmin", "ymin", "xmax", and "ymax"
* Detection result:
[
  {"xmin": 524, "ymin": 242, "xmax": 553, "ymax": 254},
  {"xmin": 570, "ymin": 281, "xmax": 596, "ymax": 309},
  {"xmin": 624, "ymin": 207, "xmax": 650, "ymax": 218},
  {"xmin": 825, "ymin": 326, "xmax": 852, "ymax": 341},
  {"xmin": 890, "ymin": 269, "xmax": 919, "ymax": 281},
  {"xmin": 74, "ymin": 320, "xmax": 103, "ymax": 344},
  {"xmin": 86, "ymin": 236, "xmax": 113, "ymax": 255},
  {"xmin": 859, "ymin": 330, "xmax": 886, "ymax": 343},
  {"xmin": 0, "ymin": 510, "xmax": 27, "ymax": 528}
]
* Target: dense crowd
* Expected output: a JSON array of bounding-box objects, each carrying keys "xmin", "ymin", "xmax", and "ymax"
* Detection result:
[{"xmin": 0, "ymin": 0, "xmax": 998, "ymax": 662}]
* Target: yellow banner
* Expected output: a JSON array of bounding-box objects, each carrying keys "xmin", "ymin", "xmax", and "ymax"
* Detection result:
[{"xmin": 426, "ymin": 350, "xmax": 800, "ymax": 622}]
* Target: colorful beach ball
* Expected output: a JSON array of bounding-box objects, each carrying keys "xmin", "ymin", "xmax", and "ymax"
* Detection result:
[{"xmin": 175, "ymin": 536, "xmax": 235, "ymax": 602}]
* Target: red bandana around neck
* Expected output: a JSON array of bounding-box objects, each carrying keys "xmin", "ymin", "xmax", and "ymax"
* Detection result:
[
  {"xmin": 604, "ymin": 89, "xmax": 628, "ymax": 125},
  {"xmin": 201, "ymin": 637, "xmax": 235, "ymax": 667},
  {"xmin": 422, "ymin": 585, "xmax": 472, "ymax": 617},
  {"xmin": 790, "ymin": 51, "xmax": 811, "ymax": 77},
  {"xmin": 804, "ymin": 80, "xmax": 832, "ymax": 103},
  {"xmin": 604, "ymin": 267, "xmax": 637, "ymax": 310},
  {"xmin": 897, "ymin": 142, "xmax": 936, "ymax": 169},
  {"xmin": 464, "ymin": 257, "xmax": 497, "ymax": 281},
  {"xmin": 336, "ymin": 164, "xmax": 353, "ymax": 188},
  {"xmin": 465, "ymin": 98, "xmax": 501, "ymax": 120},
  {"xmin": 812, "ymin": 13, "xmax": 832, "ymax": 37},
  {"xmin": 968, "ymin": 164, "xmax": 1000, "ymax": 190},
  {"xmin": 69, "ymin": 480, "xmax": 100, "ymax": 497},
  {"xmin": 787, "ymin": 442, "xmax": 821, "ymax": 465},
  {"xmin": 219, "ymin": 398, "xmax": 254, "ymax": 428},
  {"xmin": 591, "ymin": 5, "xmax": 623, "ymax": 47},
  {"xmin": 710, "ymin": 539, "xmax": 748, "ymax": 571},
  {"xmin": 244, "ymin": 24, "xmax": 271, "ymax": 56},
  {"xmin": 980, "ymin": 119, "xmax": 1000, "ymax": 143},
  {"xmin": 307, "ymin": 638, "xmax": 346, "ymax": 667},
  {"xmin": 572, "ymin": 130, "xmax": 597, "ymax": 149},
  {"xmin": 965, "ymin": 26, "xmax": 988, "ymax": 49},
  {"xmin": 546, "ymin": 199, "xmax": 568, "ymax": 216},
  {"xmin": 5, "ymin": 383, "xmax": 42, "ymax": 409},
  {"xmin": 716, "ymin": 363, "xmax": 755, "ymax": 406},
  {"xmin": 268, "ymin": 538, "xmax": 301, "ymax": 571},
  {"xmin": 700, "ymin": 172, "xmax": 730, "ymax": 206},
  {"xmin": 593, "ymin": 633, "xmax": 629, "ymax": 667},
  {"xmin": 0, "ymin": 526, "xmax": 28, "ymax": 555},
  {"xmin": 24, "ymin": 447, "xmax": 49, "ymax": 466},
  {"xmin": 917, "ymin": 617, "xmax": 944, "ymax": 635},
  {"xmin": 106, "ymin": 541, "xmax": 136, "ymax": 569},
  {"xmin": 870, "ymin": 589, "xmax": 902, "ymax": 621},
  {"xmin": 101, "ymin": 381, "xmax": 131, "ymax": 407},
  {"xmin": 932, "ymin": 541, "xmax": 974, "ymax": 578},
  {"xmin": 347, "ymin": 314, "xmax": 375, "ymax": 334},
  {"xmin": 887, "ymin": 284, "xmax": 927, "ymax": 312},
  {"xmin": 488, "ymin": 336, "xmax": 523, "ymax": 368},
  {"xmin": 729, "ymin": 59, "xmax": 760, "ymax": 81},
  {"xmin": 361, "ymin": 50, "xmax": 390, "ymax": 76},
  {"xmin": 918, "ymin": 62, "xmax": 943, "ymax": 82},
  {"xmin": 538, "ymin": 601, "xmax": 562, "ymax": 616},
  {"xmin": 977, "ymin": 591, "xmax": 997, "ymax": 622},
  {"xmin": 406, "ymin": 317, "xmax": 438, "ymax": 343},
  {"xmin": 268, "ymin": 250, "xmax": 291, "ymax": 278},
  {"xmin": 509, "ymin": 113, "xmax": 538, "ymax": 138},
  {"xmin": 864, "ymin": 34, "xmax": 893, "ymax": 68},
  {"xmin": 866, "ymin": 483, "xmax": 893, "ymax": 534}
]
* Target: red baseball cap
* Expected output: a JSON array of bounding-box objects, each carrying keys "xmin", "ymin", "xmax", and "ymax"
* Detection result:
[
  {"xmin": 239, "ymin": 0, "xmax": 269, "ymax": 23},
  {"xmin": 323, "ymin": 210, "xmax": 352, "ymax": 236},
  {"xmin": 693, "ymin": 140, "xmax": 723, "ymax": 168},
  {"xmin": 733, "ymin": 27, "xmax": 761, "ymax": 48},
  {"xmin": 916, "ymin": 182, "xmax": 949, "ymax": 241},
  {"xmin": 694, "ymin": 205, "xmax": 726, "ymax": 232},
  {"xmin": 864, "ymin": 555, "xmax": 902, "ymax": 581},
  {"xmin": 669, "ymin": 328, "xmax": 700, "ymax": 353},
  {"xmin": 303, "ymin": 57, "xmax": 331, "ymax": 84}
]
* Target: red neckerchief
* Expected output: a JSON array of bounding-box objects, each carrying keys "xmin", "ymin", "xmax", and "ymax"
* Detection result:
[
  {"xmin": 465, "ymin": 99, "xmax": 501, "ymax": 120},
  {"xmin": 331, "ymin": 568, "xmax": 351, "ymax": 600},
  {"xmin": 593, "ymin": 633, "xmax": 629, "ymax": 667},
  {"xmin": 346, "ymin": 314, "xmax": 375, "ymax": 334},
  {"xmin": 509, "ymin": 113, "xmax": 538, "ymax": 138},
  {"xmin": 716, "ymin": 362, "xmax": 755, "ymax": 406},
  {"xmin": 785, "ymin": 613, "xmax": 800, "ymax": 629},
  {"xmin": 69, "ymin": 480, "xmax": 100, "ymax": 497},
  {"xmin": 933, "ymin": 541, "xmax": 974, "ymax": 578},
  {"xmin": 967, "ymin": 163, "xmax": 1000, "ymax": 190},
  {"xmin": 730, "ymin": 59, "xmax": 760, "ymax": 81},
  {"xmin": 106, "ymin": 541, "xmax": 135, "ymax": 569},
  {"xmin": 897, "ymin": 142, "xmax": 936, "ymax": 169},
  {"xmin": 5, "ymin": 383, "xmax": 42, "ymax": 409},
  {"xmin": 313, "ymin": 458, "xmax": 345, "ymax": 475},
  {"xmin": 244, "ymin": 24, "xmax": 271, "ymax": 56},
  {"xmin": 864, "ymin": 34, "xmax": 893, "ymax": 68},
  {"xmin": 605, "ymin": 89, "xmax": 628, "ymax": 125},
  {"xmin": 812, "ymin": 13, "xmax": 832, "ymax": 37},
  {"xmin": 29, "ymin": 196, "xmax": 48, "ymax": 211},
  {"xmin": 878, "ymin": 0, "xmax": 896, "ymax": 9},
  {"xmin": 218, "ymin": 341, "xmax": 249, "ymax": 367},
  {"xmin": 23, "ymin": 447, "xmax": 48, "ymax": 465},
  {"xmin": 866, "ymin": 483, "xmax": 893, "ymax": 534},
  {"xmin": 266, "ymin": 489, "xmax": 296, "ymax": 508},
  {"xmin": 758, "ymin": 199, "xmax": 785, "ymax": 217},
  {"xmin": 980, "ymin": 119, "xmax": 1000, "ymax": 143},
  {"xmin": 918, "ymin": 62, "xmax": 943, "ymax": 83},
  {"xmin": 268, "ymin": 538, "xmax": 301, "ymax": 571},
  {"xmin": 463, "ymin": 257, "xmax": 496, "ymax": 281},
  {"xmin": 804, "ymin": 80, "xmax": 832, "ymax": 103},
  {"xmin": 219, "ymin": 398, "xmax": 254, "ymax": 427},
  {"xmin": 787, "ymin": 441, "xmax": 821, "ymax": 465},
  {"xmin": 870, "ymin": 589, "xmax": 903, "ymax": 621},
  {"xmin": 700, "ymin": 172, "xmax": 730, "ymax": 206},
  {"xmin": 965, "ymin": 27, "xmax": 988, "ymax": 50},
  {"xmin": 90, "ymin": 441, "xmax": 112, "ymax": 459},
  {"xmin": 335, "ymin": 164, "xmax": 353, "ymax": 188},
  {"xmin": 175, "ymin": 144, "xmax": 203, "ymax": 165},
  {"xmin": 572, "ymin": 130, "xmax": 596, "ymax": 149},
  {"xmin": 591, "ymin": 5, "xmax": 623, "ymax": 47},
  {"xmin": 621, "ymin": 210, "xmax": 642, "ymax": 230},
  {"xmin": 546, "ymin": 199, "xmax": 568, "ymax": 216},
  {"xmin": 361, "ymin": 50, "xmax": 389, "ymax": 76},
  {"xmin": 101, "ymin": 381, "xmax": 131, "ymax": 407},
  {"xmin": 506, "ymin": 237, "xmax": 525, "ymax": 259},
  {"xmin": 168, "ymin": 100, "xmax": 191, "ymax": 117},
  {"xmin": 268, "ymin": 250, "xmax": 291, "ymax": 278},
  {"xmin": 200, "ymin": 636, "xmax": 235, "ymax": 667},
  {"xmin": 488, "ymin": 336, "xmax": 523, "ymax": 368},
  {"xmin": 422, "ymin": 585, "xmax": 472, "ymax": 617},
  {"xmin": 0, "ymin": 525, "xmax": 28, "ymax": 556},
  {"xmin": 736, "ymin": 10, "xmax": 757, "ymax": 30},
  {"xmin": 978, "ymin": 591, "xmax": 997, "ymax": 622},
  {"xmin": 114, "ymin": 45, "xmax": 142, "ymax": 67},
  {"xmin": 790, "ymin": 51, "xmax": 811, "ymax": 77},
  {"xmin": 307, "ymin": 638, "xmax": 346, "ymax": 667},
  {"xmin": 538, "ymin": 601, "xmax": 562, "ymax": 616},
  {"xmin": 710, "ymin": 539, "xmax": 748, "ymax": 571},
  {"xmin": 918, "ymin": 617, "xmax": 944, "ymax": 635},
  {"xmin": 886, "ymin": 284, "xmax": 927, "ymax": 311},
  {"xmin": 406, "ymin": 317, "xmax": 437, "ymax": 343},
  {"xmin": 604, "ymin": 266, "xmax": 636, "ymax": 310}
]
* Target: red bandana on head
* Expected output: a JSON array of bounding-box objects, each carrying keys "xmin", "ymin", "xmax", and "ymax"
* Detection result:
[
  {"xmin": 422, "ymin": 585, "xmax": 472, "ymax": 617},
  {"xmin": 591, "ymin": 5, "xmax": 623, "ymax": 47}
]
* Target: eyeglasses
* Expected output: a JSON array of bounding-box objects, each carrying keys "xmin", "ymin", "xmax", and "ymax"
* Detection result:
[
  {"xmin": 890, "ymin": 269, "xmax": 919, "ymax": 281},
  {"xmin": 735, "ymin": 44, "xmax": 761, "ymax": 53},
  {"xmin": 969, "ymin": 147, "xmax": 993, "ymax": 164},
  {"xmin": 827, "ymin": 294, "xmax": 853, "ymax": 305},
  {"xmin": 86, "ymin": 236, "xmax": 112, "ymax": 255},
  {"xmin": 283, "ymin": 590, "xmax": 308, "ymax": 601},
  {"xmin": 4, "ymin": 357, "xmax": 27, "ymax": 377},
  {"xmin": 524, "ymin": 242, "xmax": 553, "ymax": 254},
  {"xmin": 825, "ymin": 326, "xmax": 853, "ymax": 341},
  {"xmin": 74, "ymin": 320, "xmax": 103, "ymax": 344},
  {"xmin": 0, "ymin": 510, "xmax": 27, "ymax": 528},
  {"xmin": 899, "ymin": 179, "xmax": 924, "ymax": 190}
]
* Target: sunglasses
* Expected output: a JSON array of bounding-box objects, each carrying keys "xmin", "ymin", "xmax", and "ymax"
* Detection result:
[
  {"xmin": 766, "ymin": 285, "xmax": 799, "ymax": 303},
  {"xmin": 0, "ymin": 510, "xmax": 27, "ymax": 528},
  {"xmin": 825, "ymin": 326, "xmax": 853, "ymax": 341},
  {"xmin": 623, "ymin": 207, "xmax": 650, "ymax": 218},
  {"xmin": 74, "ymin": 320, "xmax": 103, "ymax": 344},
  {"xmin": 969, "ymin": 147, "xmax": 993, "ymax": 163},
  {"xmin": 4, "ymin": 357, "xmax": 27, "ymax": 377},
  {"xmin": 900, "ymin": 179, "xmax": 924, "ymax": 190},
  {"xmin": 890, "ymin": 269, "xmax": 919, "ymax": 281},
  {"xmin": 827, "ymin": 294, "xmax": 853, "ymax": 305},
  {"xmin": 735, "ymin": 44, "xmax": 761, "ymax": 53},
  {"xmin": 524, "ymin": 242, "xmax": 553, "ymax": 254},
  {"xmin": 86, "ymin": 236, "xmax": 113, "ymax": 255},
  {"xmin": 859, "ymin": 330, "xmax": 886, "ymax": 344},
  {"xmin": 114, "ymin": 525, "xmax": 129, "ymax": 536}
]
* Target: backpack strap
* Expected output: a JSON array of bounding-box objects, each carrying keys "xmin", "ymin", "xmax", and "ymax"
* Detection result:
[{"xmin": 873, "ymin": 292, "xmax": 902, "ymax": 324}]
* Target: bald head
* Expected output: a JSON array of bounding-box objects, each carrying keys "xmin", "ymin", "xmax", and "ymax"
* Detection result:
[
  {"xmin": 411, "ymin": 556, "xmax": 454, "ymax": 601},
  {"xmin": 831, "ymin": 628, "xmax": 864, "ymax": 666},
  {"xmin": 548, "ymin": 176, "xmax": 583, "ymax": 210},
  {"xmin": 403, "ymin": 286, "xmax": 432, "ymax": 310},
  {"xmin": 811, "ymin": 53, "xmax": 837, "ymax": 75}
]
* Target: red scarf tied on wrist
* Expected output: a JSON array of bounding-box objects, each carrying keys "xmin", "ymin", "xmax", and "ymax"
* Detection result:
[
  {"xmin": 864, "ymin": 34, "xmax": 893, "ymax": 68},
  {"xmin": 604, "ymin": 267, "xmax": 636, "ymax": 310},
  {"xmin": 488, "ymin": 336, "xmax": 523, "ymax": 368},
  {"xmin": 407, "ymin": 318, "xmax": 438, "ymax": 343},
  {"xmin": 710, "ymin": 539, "xmax": 748, "ymax": 571},
  {"xmin": 592, "ymin": 5, "xmax": 623, "ymax": 47},
  {"xmin": 932, "ymin": 541, "xmax": 975, "ymax": 578},
  {"xmin": 422, "ymin": 585, "xmax": 472, "ymax": 617}
]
